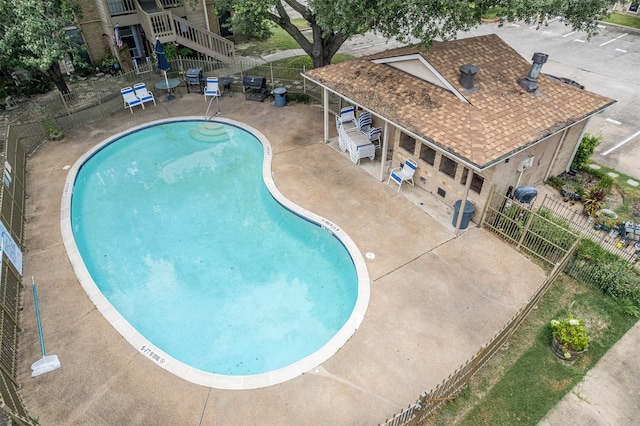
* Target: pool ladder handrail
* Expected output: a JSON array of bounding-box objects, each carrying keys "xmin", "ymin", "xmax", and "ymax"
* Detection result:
[{"xmin": 205, "ymin": 95, "xmax": 221, "ymax": 120}]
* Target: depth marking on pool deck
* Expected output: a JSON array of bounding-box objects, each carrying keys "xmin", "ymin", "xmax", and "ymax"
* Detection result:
[{"xmin": 140, "ymin": 344, "xmax": 166, "ymax": 365}]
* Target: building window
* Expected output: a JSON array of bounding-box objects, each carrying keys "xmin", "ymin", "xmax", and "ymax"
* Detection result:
[
  {"xmin": 419, "ymin": 145, "xmax": 436, "ymax": 165},
  {"xmin": 439, "ymin": 155, "xmax": 457, "ymax": 178},
  {"xmin": 460, "ymin": 168, "xmax": 485, "ymax": 194},
  {"xmin": 629, "ymin": 2, "xmax": 639, "ymax": 13},
  {"xmin": 399, "ymin": 133, "xmax": 416, "ymax": 154}
]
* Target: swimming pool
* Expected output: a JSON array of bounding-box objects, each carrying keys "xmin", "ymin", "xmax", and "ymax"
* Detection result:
[{"xmin": 61, "ymin": 117, "xmax": 370, "ymax": 389}]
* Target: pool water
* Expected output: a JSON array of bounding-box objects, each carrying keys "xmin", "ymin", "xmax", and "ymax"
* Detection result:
[{"xmin": 69, "ymin": 120, "xmax": 364, "ymax": 380}]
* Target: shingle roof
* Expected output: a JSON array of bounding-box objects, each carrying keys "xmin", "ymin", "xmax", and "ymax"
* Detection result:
[{"xmin": 304, "ymin": 34, "xmax": 615, "ymax": 169}]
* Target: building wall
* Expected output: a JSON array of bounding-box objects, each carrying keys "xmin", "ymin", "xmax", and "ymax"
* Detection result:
[
  {"xmin": 388, "ymin": 120, "xmax": 586, "ymax": 222},
  {"xmin": 75, "ymin": 0, "xmax": 112, "ymax": 66}
]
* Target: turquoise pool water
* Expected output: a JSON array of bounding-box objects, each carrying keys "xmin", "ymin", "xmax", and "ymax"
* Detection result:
[{"xmin": 69, "ymin": 120, "xmax": 360, "ymax": 378}]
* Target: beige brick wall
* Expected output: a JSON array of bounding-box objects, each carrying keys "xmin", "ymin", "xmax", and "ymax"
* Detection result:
[{"xmin": 389, "ymin": 120, "xmax": 586, "ymax": 219}]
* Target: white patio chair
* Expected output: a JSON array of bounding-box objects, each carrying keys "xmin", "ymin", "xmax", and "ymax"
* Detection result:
[
  {"xmin": 338, "ymin": 106, "xmax": 357, "ymax": 132},
  {"xmin": 357, "ymin": 112, "xmax": 372, "ymax": 133},
  {"xmin": 133, "ymin": 83, "xmax": 156, "ymax": 107},
  {"xmin": 204, "ymin": 77, "xmax": 220, "ymax": 102},
  {"xmin": 121, "ymin": 87, "xmax": 144, "ymax": 113},
  {"xmin": 387, "ymin": 158, "xmax": 418, "ymax": 193},
  {"xmin": 368, "ymin": 127, "xmax": 382, "ymax": 149}
]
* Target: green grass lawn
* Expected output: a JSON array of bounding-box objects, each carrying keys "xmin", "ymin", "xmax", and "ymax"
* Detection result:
[
  {"xmin": 427, "ymin": 275, "xmax": 638, "ymax": 425},
  {"xmin": 235, "ymin": 21, "xmax": 307, "ymax": 57},
  {"xmin": 602, "ymin": 12, "xmax": 640, "ymax": 29}
]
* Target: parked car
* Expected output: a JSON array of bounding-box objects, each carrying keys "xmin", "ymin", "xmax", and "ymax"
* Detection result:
[{"xmin": 545, "ymin": 74, "xmax": 585, "ymax": 89}]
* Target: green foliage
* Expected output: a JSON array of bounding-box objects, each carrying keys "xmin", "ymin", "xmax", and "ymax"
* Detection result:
[
  {"xmin": 597, "ymin": 174, "xmax": 614, "ymax": 190},
  {"xmin": 582, "ymin": 187, "xmax": 607, "ymax": 217},
  {"xmin": 286, "ymin": 92, "xmax": 310, "ymax": 103},
  {"xmin": 0, "ymin": 0, "xmax": 80, "ymax": 72},
  {"xmin": 215, "ymin": 0, "xmax": 617, "ymax": 67},
  {"xmin": 550, "ymin": 314, "xmax": 590, "ymax": 356},
  {"xmin": 570, "ymin": 239, "xmax": 640, "ymax": 309},
  {"xmin": 571, "ymin": 133, "xmax": 602, "ymax": 170}
]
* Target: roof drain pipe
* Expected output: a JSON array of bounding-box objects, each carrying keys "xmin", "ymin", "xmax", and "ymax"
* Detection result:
[{"xmin": 519, "ymin": 53, "xmax": 548, "ymax": 93}]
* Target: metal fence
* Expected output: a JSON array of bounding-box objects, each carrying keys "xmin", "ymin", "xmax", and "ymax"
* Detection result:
[
  {"xmin": 482, "ymin": 191, "xmax": 580, "ymax": 266},
  {"xmin": 0, "ymin": 126, "xmax": 36, "ymax": 425},
  {"xmin": 7, "ymin": 57, "xmax": 324, "ymax": 156}
]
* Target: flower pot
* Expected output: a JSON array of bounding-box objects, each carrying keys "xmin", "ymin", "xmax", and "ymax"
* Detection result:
[{"xmin": 551, "ymin": 335, "xmax": 586, "ymax": 361}]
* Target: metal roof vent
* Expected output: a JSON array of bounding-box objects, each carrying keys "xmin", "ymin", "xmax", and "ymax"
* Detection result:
[
  {"xmin": 520, "ymin": 52, "xmax": 548, "ymax": 93},
  {"xmin": 459, "ymin": 64, "xmax": 479, "ymax": 90}
]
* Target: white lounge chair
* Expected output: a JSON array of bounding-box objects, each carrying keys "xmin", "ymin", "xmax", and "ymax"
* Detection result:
[
  {"xmin": 204, "ymin": 77, "xmax": 220, "ymax": 102},
  {"xmin": 338, "ymin": 106, "xmax": 357, "ymax": 132},
  {"xmin": 133, "ymin": 83, "xmax": 156, "ymax": 107},
  {"xmin": 368, "ymin": 127, "xmax": 382, "ymax": 149},
  {"xmin": 121, "ymin": 87, "xmax": 144, "ymax": 113},
  {"xmin": 387, "ymin": 158, "xmax": 418, "ymax": 193},
  {"xmin": 357, "ymin": 112, "xmax": 372, "ymax": 133}
]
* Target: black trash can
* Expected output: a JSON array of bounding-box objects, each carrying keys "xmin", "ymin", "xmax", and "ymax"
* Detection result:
[
  {"xmin": 452, "ymin": 200, "xmax": 476, "ymax": 229},
  {"xmin": 273, "ymin": 87, "xmax": 287, "ymax": 107}
]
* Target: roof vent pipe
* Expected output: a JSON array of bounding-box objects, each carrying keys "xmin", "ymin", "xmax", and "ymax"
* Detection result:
[
  {"xmin": 459, "ymin": 64, "xmax": 479, "ymax": 90},
  {"xmin": 519, "ymin": 52, "xmax": 548, "ymax": 93}
]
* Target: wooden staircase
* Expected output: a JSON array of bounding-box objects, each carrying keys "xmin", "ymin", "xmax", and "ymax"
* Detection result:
[{"xmin": 135, "ymin": 0, "xmax": 235, "ymax": 64}]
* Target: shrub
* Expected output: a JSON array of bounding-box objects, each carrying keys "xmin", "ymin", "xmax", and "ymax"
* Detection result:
[
  {"xmin": 571, "ymin": 133, "xmax": 601, "ymax": 170},
  {"xmin": 550, "ymin": 314, "xmax": 590, "ymax": 358},
  {"xmin": 582, "ymin": 187, "xmax": 607, "ymax": 217}
]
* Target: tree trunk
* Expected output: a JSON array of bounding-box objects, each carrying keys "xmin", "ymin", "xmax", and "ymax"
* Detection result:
[
  {"xmin": 46, "ymin": 62, "xmax": 70, "ymax": 95},
  {"xmin": 310, "ymin": 25, "xmax": 346, "ymax": 68}
]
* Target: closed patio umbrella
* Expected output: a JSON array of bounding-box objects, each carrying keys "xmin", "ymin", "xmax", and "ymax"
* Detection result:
[{"xmin": 155, "ymin": 38, "xmax": 170, "ymax": 88}]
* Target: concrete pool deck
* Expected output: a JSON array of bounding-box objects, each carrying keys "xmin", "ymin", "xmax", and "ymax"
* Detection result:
[{"xmin": 19, "ymin": 92, "xmax": 547, "ymax": 424}]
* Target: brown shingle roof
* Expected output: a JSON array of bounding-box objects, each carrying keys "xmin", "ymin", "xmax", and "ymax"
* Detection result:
[{"xmin": 304, "ymin": 34, "xmax": 615, "ymax": 169}]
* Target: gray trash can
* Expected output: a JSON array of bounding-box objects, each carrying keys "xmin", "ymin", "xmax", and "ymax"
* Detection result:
[
  {"xmin": 452, "ymin": 200, "xmax": 476, "ymax": 229},
  {"xmin": 273, "ymin": 87, "xmax": 287, "ymax": 107}
]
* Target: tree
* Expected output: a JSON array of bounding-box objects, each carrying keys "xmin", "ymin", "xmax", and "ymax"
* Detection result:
[
  {"xmin": 0, "ymin": 0, "xmax": 81, "ymax": 94},
  {"xmin": 214, "ymin": 0, "xmax": 617, "ymax": 68}
]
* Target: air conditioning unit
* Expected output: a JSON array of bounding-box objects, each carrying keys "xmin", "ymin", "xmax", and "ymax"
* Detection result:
[{"xmin": 517, "ymin": 156, "xmax": 534, "ymax": 172}]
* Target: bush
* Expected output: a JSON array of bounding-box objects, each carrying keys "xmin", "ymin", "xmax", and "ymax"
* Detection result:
[
  {"xmin": 550, "ymin": 314, "xmax": 590, "ymax": 357},
  {"xmin": 571, "ymin": 133, "xmax": 601, "ymax": 170},
  {"xmin": 583, "ymin": 187, "xmax": 607, "ymax": 217}
]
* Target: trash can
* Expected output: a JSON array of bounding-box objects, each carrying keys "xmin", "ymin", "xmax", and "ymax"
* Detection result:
[
  {"xmin": 273, "ymin": 87, "xmax": 287, "ymax": 107},
  {"xmin": 452, "ymin": 200, "xmax": 476, "ymax": 229}
]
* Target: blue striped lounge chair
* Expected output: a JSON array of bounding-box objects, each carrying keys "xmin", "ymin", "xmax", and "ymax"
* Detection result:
[
  {"xmin": 338, "ymin": 106, "xmax": 357, "ymax": 132},
  {"xmin": 121, "ymin": 87, "xmax": 144, "ymax": 113},
  {"xmin": 368, "ymin": 127, "xmax": 382, "ymax": 149},
  {"xmin": 357, "ymin": 112, "xmax": 372, "ymax": 133},
  {"xmin": 133, "ymin": 83, "xmax": 156, "ymax": 107},
  {"xmin": 204, "ymin": 77, "xmax": 220, "ymax": 102},
  {"xmin": 387, "ymin": 158, "xmax": 418, "ymax": 193}
]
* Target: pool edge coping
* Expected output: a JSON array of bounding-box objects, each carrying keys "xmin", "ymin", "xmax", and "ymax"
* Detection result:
[{"xmin": 59, "ymin": 116, "xmax": 371, "ymax": 390}]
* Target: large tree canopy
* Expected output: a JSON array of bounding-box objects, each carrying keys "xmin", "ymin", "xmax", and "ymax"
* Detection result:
[
  {"xmin": 0, "ymin": 0, "xmax": 80, "ymax": 94},
  {"xmin": 215, "ymin": 0, "xmax": 617, "ymax": 68}
]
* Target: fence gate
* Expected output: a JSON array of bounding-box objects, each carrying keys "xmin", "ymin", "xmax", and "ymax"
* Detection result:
[{"xmin": 481, "ymin": 189, "xmax": 579, "ymax": 266}]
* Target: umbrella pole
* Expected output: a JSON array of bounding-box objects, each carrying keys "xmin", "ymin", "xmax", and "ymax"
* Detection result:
[{"xmin": 164, "ymin": 71, "xmax": 174, "ymax": 101}]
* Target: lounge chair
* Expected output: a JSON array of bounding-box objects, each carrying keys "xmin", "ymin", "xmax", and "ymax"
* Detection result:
[
  {"xmin": 387, "ymin": 158, "xmax": 418, "ymax": 193},
  {"xmin": 368, "ymin": 127, "xmax": 382, "ymax": 149},
  {"xmin": 204, "ymin": 77, "xmax": 220, "ymax": 102},
  {"xmin": 357, "ymin": 112, "xmax": 372, "ymax": 133},
  {"xmin": 133, "ymin": 83, "xmax": 156, "ymax": 107},
  {"xmin": 121, "ymin": 87, "xmax": 144, "ymax": 113},
  {"xmin": 338, "ymin": 106, "xmax": 357, "ymax": 132}
]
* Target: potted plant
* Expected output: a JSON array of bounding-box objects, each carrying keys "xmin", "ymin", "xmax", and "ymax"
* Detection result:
[
  {"xmin": 582, "ymin": 187, "xmax": 606, "ymax": 219},
  {"xmin": 550, "ymin": 314, "xmax": 590, "ymax": 360}
]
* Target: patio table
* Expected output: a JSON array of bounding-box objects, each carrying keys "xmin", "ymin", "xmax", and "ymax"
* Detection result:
[{"xmin": 154, "ymin": 78, "xmax": 181, "ymax": 101}]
